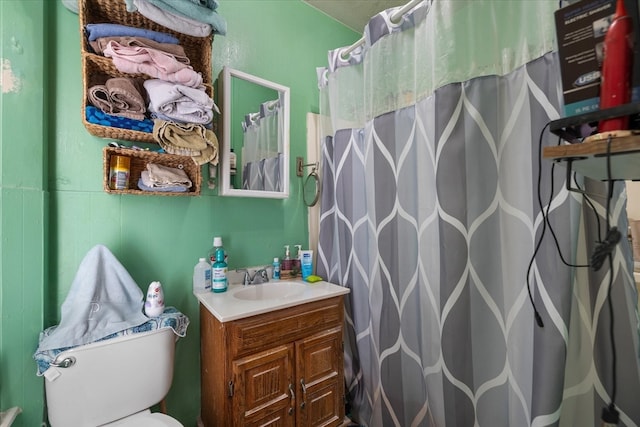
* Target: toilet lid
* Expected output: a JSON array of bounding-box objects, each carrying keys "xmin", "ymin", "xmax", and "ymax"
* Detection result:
[{"xmin": 106, "ymin": 411, "xmax": 183, "ymax": 427}]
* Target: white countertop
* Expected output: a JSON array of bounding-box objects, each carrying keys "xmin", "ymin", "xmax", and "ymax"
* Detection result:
[{"xmin": 195, "ymin": 279, "xmax": 350, "ymax": 322}]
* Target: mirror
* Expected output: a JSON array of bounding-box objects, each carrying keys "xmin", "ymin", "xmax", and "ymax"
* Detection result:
[{"xmin": 219, "ymin": 66, "xmax": 290, "ymax": 198}]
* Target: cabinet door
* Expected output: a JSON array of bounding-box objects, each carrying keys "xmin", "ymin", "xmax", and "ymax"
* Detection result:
[
  {"xmin": 296, "ymin": 327, "xmax": 344, "ymax": 427},
  {"xmin": 232, "ymin": 344, "xmax": 295, "ymax": 427}
]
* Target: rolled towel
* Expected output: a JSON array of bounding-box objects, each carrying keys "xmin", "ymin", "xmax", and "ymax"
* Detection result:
[
  {"xmin": 85, "ymin": 23, "xmax": 179, "ymax": 44},
  {"xmin": 106, "ymin": 77, "xmax": 146, "ymax": 120},
  {"xmin": 146, "ymin": 162, "xmax": 193, "ymax": 188},
  {"xmin": 90, "ymin": 36, "xmax": 190, "ymax": 64},
  {"xmin": 144, "ymin": 78, "xmax": 215, "ymax": 124},
  {"xmin": 153, "ymin": 119, "xmax": 219, "ymax": 165},
  {"xmin": 104, "ymin": 40, "xmax": 202, "ymax": 87},
  {"xmin": 87, "ymin": 77, "xmax": 146, "ymax": 121},
  {"xmin": 134, "ymin": 0, "xmax": 212, "ymax": 38},
  {"xmin": 87, "ymin": 74, "xmax": 113, "ymax": 114}
]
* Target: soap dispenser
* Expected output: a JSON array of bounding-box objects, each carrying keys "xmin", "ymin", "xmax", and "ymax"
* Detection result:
[{"xmin": 281, "ymin": 245, "xmax": 293, "ymax": 279}]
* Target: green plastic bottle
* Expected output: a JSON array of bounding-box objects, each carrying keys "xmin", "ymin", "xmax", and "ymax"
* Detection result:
[{"xmin": 211, "ymin": 247, "xmax": 228, "ymax": 293}]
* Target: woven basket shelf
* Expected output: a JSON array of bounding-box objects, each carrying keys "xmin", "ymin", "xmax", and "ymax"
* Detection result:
[
  {"xmin": 80, "ymin": 0, "xmax": 213, "ymax": 143},
  {"xmin": 103, "ymin": 147, "xmax": 201, "ymax": 196}
]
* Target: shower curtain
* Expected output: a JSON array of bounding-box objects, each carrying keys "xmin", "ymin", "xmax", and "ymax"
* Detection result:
[
  {"xmin": 316, "ymin": 1, "xmax": 640, "ymax": 426},
  {"xmin": 241, "ymin": 98, "xmax": 283, "ymax": 191}
]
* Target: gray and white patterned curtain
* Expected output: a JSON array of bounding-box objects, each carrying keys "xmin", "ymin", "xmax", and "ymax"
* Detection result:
[
  {"xmin": 316, "ymin": 1, "xmax": 640, "ymax": 426},
  {"xmin": 241, "ymin": 98, "xmax": 283, "ymax": 191}
]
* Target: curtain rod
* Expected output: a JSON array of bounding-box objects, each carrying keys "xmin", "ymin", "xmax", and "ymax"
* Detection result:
[{"xmin": 340, "ymin": 0, "xmax": 424, "ymax": 59}]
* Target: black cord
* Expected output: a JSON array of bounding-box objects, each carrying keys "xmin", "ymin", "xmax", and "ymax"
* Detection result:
[
  {"xmin": 544, "ymin": 162, "xmax": 591, "ymax": 269},
  {"xmin": 527, "ymin": 121, "xmax": 594, "ymax": 327},
  {"xmin": 598, "ymin": 135, "xmax": 618, "ymax": 422},
  {"xmin": 530, "ymin": 118, "xmax": 620, "ymax": 422},
  {"xmin": 526, "ymin": 121, "xmax": 552, "ymax": 327}
]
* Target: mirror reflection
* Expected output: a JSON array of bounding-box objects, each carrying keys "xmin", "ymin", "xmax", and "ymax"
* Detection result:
[{"xmin": 219, "ymin": 67, "xmax": 290, "ymax": 198}]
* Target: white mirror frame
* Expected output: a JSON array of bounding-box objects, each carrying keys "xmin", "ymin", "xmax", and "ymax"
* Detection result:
[{"xmin": 219, "ymin": 66, "xmax": 290, "ymax": 198}]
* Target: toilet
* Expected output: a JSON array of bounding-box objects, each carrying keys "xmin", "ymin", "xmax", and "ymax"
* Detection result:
[{"xmin": 45, "ymin": 327, "xmax": 183, "ymax": 427}]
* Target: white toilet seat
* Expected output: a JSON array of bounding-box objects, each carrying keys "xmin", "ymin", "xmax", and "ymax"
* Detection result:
[{"xmin": 102, "ymin": 409, "xmax": 183, "ymax": 426}]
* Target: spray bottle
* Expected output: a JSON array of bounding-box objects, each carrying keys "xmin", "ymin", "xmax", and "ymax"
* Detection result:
[{"xmin": 598, "ymin": 0, "xmax": 633, "ymax": 133}]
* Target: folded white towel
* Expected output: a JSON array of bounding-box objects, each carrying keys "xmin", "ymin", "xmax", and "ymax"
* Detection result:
[
  {"xmin": 146, "ymin": 162, "xmax": 192, "ymax": 188},
  {"xmin": 144, "ymin": 78, "xmax": 216, "ymax": 124}
]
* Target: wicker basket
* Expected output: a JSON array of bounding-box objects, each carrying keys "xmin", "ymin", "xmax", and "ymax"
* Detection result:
[
  {"xmin": 80, "ymin": 0, "xmax": 213, "ymax": 142},
  {"xmin": 103, "ymin": 147, "xmax": 201, "ymax": 196}
]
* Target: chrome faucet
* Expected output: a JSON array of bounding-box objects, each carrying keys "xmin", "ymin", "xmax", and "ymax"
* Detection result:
[
  {"xmin": 236, "ymin": 267, "xmax": 270, "ymax": 285},
  {"xmin": 253, "ymin": 268, "xmax": 270, "ymax": 284}
]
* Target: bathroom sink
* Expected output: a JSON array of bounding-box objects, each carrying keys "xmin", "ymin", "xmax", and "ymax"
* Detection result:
[
  {"xmin": 196, "ymin": 278, "xmax": 350, "ymax": 322},
  {"xmin": 233, "ymin": 281, "xmax": 307, "ymax": 301}
]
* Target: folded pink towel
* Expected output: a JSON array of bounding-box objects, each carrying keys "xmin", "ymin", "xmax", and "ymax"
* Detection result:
[
  {"xmin": 90, "ymin": 36, "xmax": 190, "ymax": 64},
  {"xmin": 103, "ymin": 40, "xmax": 202, "ymax": 87}
]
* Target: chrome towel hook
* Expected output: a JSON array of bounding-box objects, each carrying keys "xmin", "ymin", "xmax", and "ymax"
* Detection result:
[
  {"xmin": 296, "ymin": 156, "xmax": 318, "ymax": 177},
  {"xmin": 296, "ymin": 157, "xmax": 321, "ymax": 207}
]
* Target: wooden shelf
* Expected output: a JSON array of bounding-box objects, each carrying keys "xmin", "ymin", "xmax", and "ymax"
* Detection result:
[{"xmin": 543, "ymin": 131, "xmax": 640, "ymax": 181}]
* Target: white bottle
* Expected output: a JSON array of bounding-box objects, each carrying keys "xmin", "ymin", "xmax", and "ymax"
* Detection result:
[
  {"xmin": 144, "ymin": 281, "xmax": 165, "ymax": 317},
  {"xmin": 193, "ymin": 257, "xmax": 212, "ymax": 293}
]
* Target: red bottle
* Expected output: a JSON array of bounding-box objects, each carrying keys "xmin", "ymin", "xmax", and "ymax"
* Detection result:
[{"xmin": 598, "ymin": 0, "xmax": 633, "ymax": 133}]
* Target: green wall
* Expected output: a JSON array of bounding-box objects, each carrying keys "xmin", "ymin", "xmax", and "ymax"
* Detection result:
[{"xmin": 0, "ymin": 1, "xmax": 357, "ymax": 425}]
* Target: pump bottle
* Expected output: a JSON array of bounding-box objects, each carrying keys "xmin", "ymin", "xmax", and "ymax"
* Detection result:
[{"xmin": 281, "ymin": 245, "xmax": 293, "ymax": 279}]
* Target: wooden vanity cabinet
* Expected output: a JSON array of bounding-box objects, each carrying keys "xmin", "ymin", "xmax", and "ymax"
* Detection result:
[{"xmin": 200, "ymin": 296, "xmax": 345, "ymax": 427}]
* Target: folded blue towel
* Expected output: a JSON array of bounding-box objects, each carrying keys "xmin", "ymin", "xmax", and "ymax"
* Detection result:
[
  {"xmin": 126, "ymin": 0, "xmax": 226, "ymax": 35},
  {"xmin": 85, "ymin": 23, "xmax": 179, "ymax": 44},
  {"xmin": 86, "ymin": 106, "xmax": 154, "ymax": 133},
  {"xmin": 137, "ymin": 178, "xmax": 189, "ymax": 192},
  {"xmin": 35, "ymin": 245, "xmax": 151, "ymax": 355},
  {"xmin": 61, "ymin": 0, "xmax": 78, "ymax": 13},
  {"xmin": 126, "ymin": 0, "xmax": 220, "ymax": 13}
]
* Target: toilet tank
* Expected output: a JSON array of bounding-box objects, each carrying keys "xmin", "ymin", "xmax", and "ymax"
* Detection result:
[{"xmin": 45, "ymin": 327, "xmax": 176, "ymax": 427}]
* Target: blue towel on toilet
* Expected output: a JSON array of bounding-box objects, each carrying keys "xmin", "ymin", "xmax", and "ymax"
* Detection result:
[
  {"xmin": 34, "ymin": 307, "xmax": 189, "ymax": 376},
  {"xmin": 35, "ymin": 245, "xmax": 150, "ymax": 353}
]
